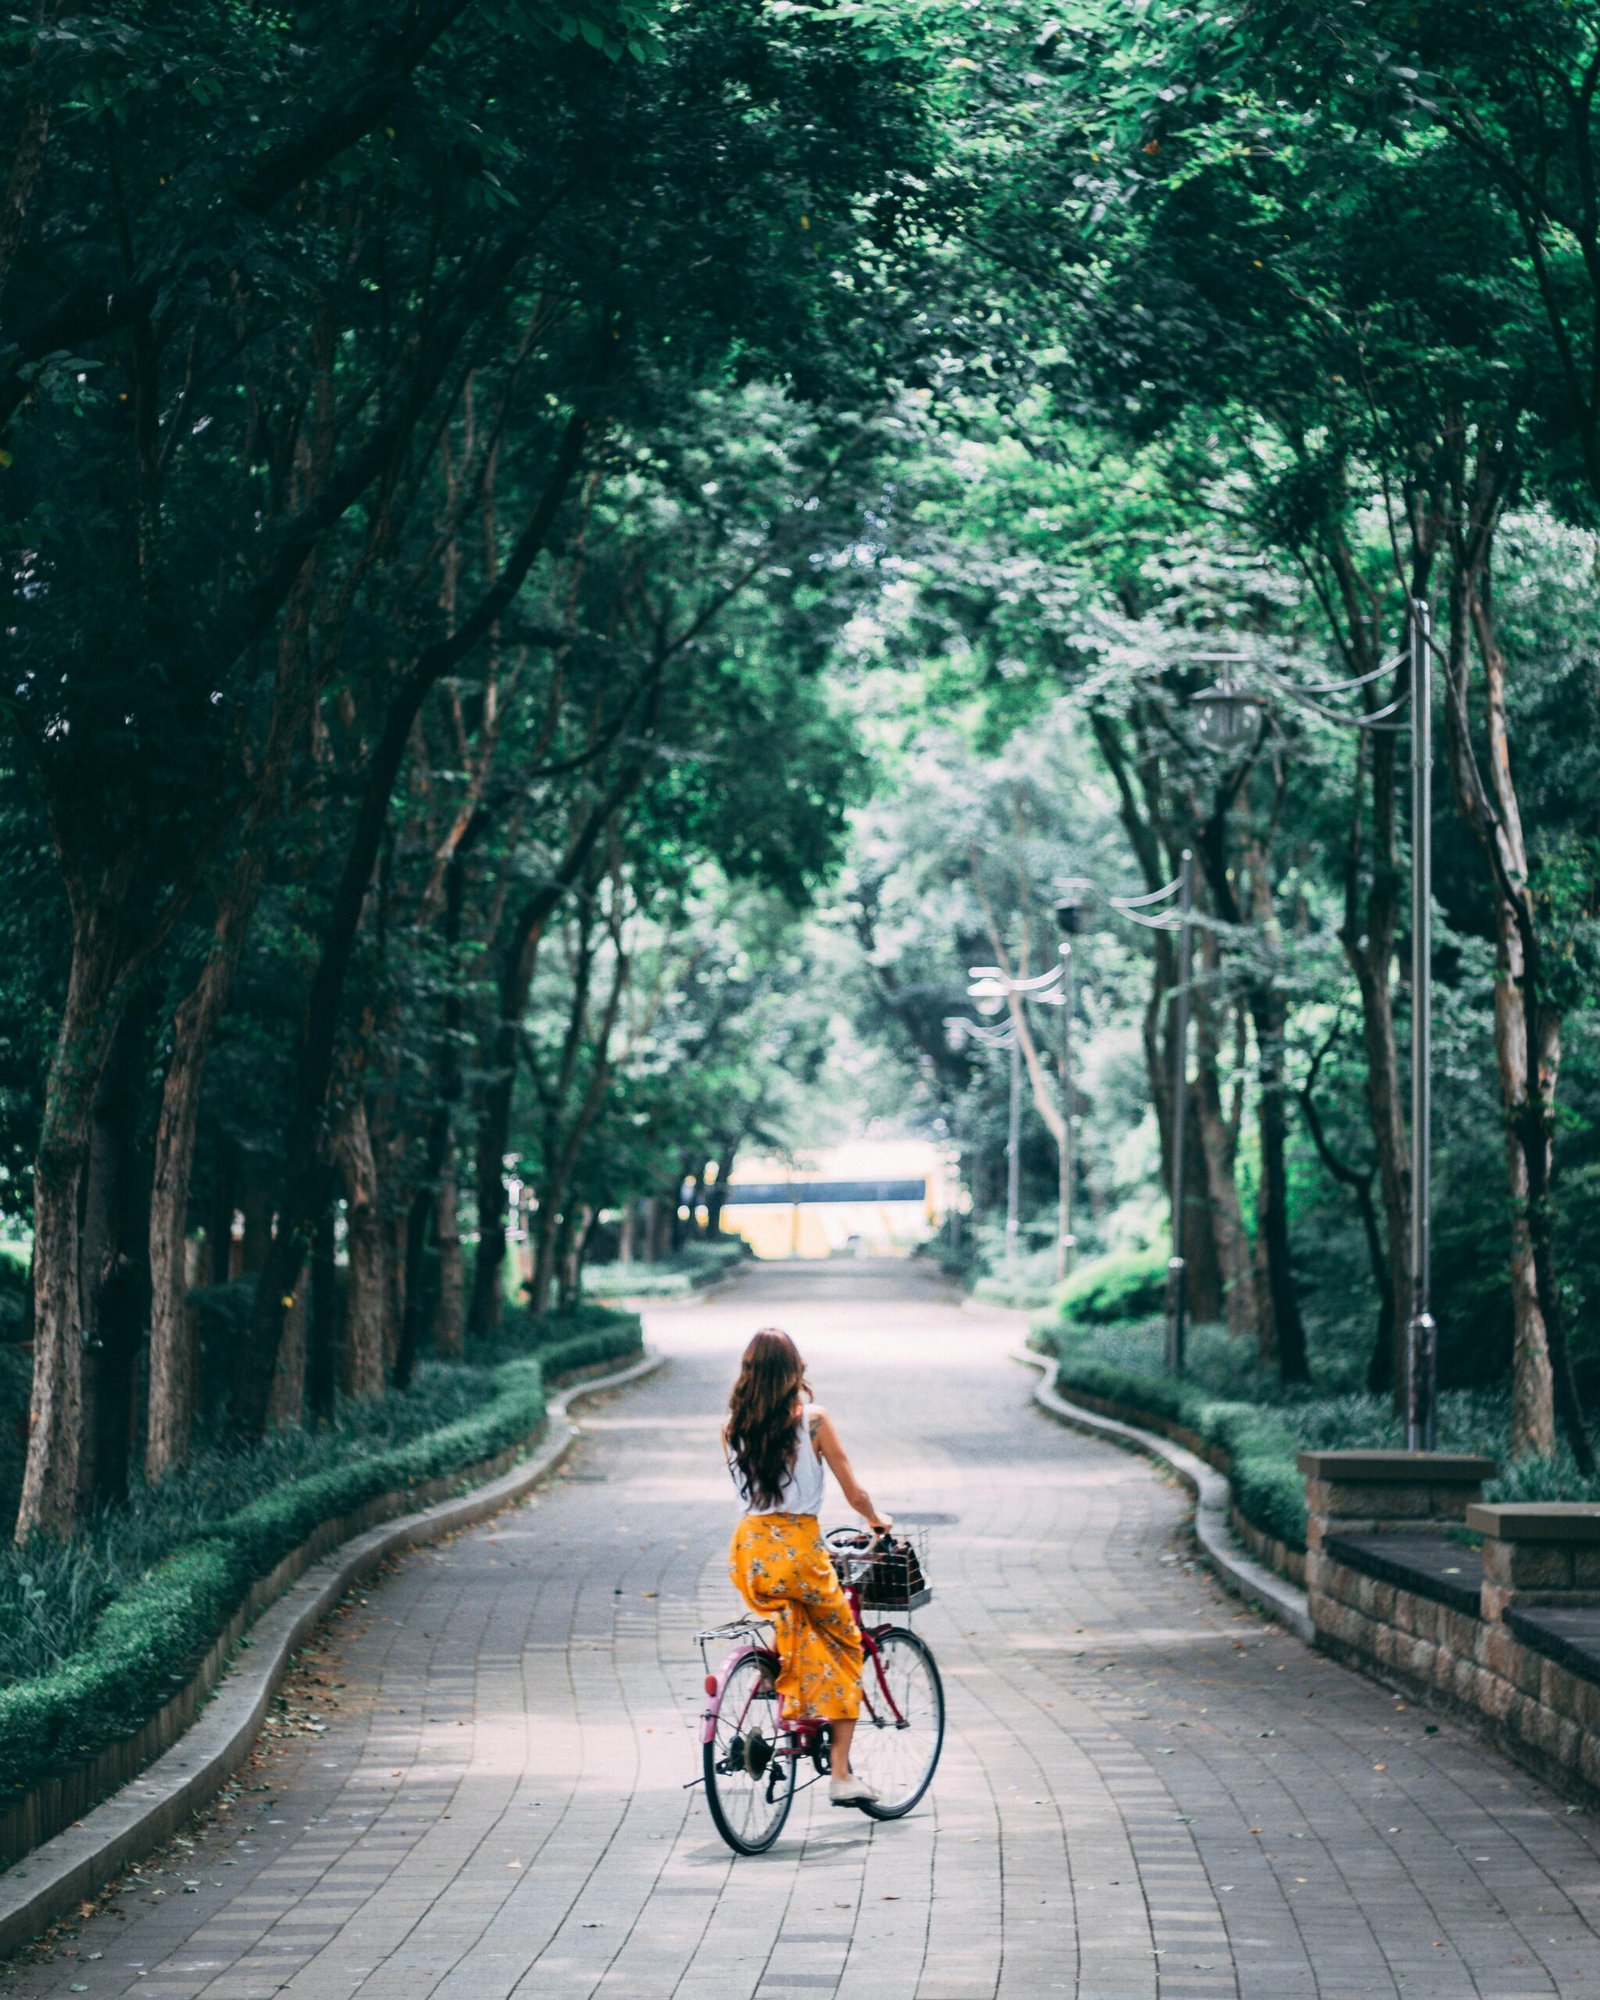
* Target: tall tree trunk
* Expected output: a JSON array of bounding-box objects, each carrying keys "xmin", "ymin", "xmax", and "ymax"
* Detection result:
[
  {"xmin": 238, "ymin": 1168, "xmax": 273, "ymax": 1274},
  {"xmin": 268, "ymin": 1289, "xmax": 308, "ymax": 1430},
  {"xmin": 147, "ymin": 632, "xmax": 311, "ymax": 1473},
  {"xmin": 433, "ymin": 1154, "xmax": 465, "ymax": 1358},
  {"xmin": 468, "ymin": 1008, "xmax": 523, "ymax": 1337},
  {"xmin": 560, "ymin": 1204, "xmax": 593, "ymax": 1306},
  {"xmin": 384, "ymin": 1210, "xmax": 406, "ymax": 1380},
  {"xmin": 706, "ymin": 1140, "xmax": 737, "ymax": 1240},
  {"xmin": 1249, "ymin": 986, "xmax": 1309, "ymax": 1384},
  {"xmin": 78, "ymin": 994, "xmax": 154, "ymax": 1513},
  {"xmin": 332, "ymin": 1099, "xmax": 387, "ymax": 1401},
  {"xmin": 1192, "ymin": 988, "xmax": 1253, "ymax": 1341},
  {"xmin": 15, "ymin": 908, "xmax": 126, "ymax": 1543},
  {"xmin": 1299, "ymin": 1024, "xmax": 1394, "ymax": 1388},
  {"xmin": 306, "ymin": 1206, "xmax": 339, "ymax": 1425},
  {"xmin": 1314, "ymin": 523, "xmax": 1424, "ymax": 1402},
  {"xmin": 147, "ymin": 919, "xmax": 249, "ymax": 1479},
  {"xmin": 1350, "ymin": 941, "xmax": 1410, "ymax": 1395},
  {"xmin": 242, "ymin": 397, "xmax": 599, "ymax": 1429},
  {"xmin": 1438, "ymin": 454, "xmax": 1590, "ymax": 1466}
]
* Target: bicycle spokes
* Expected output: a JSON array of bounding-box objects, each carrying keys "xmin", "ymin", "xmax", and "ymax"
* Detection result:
[
  {"xmin": 852, "ymin": 1628, "xmax": 945, "ymax": 1819},
  {"xmin": 702, "ymin": 1651, "xmax": 796, "ymax": 1854}
]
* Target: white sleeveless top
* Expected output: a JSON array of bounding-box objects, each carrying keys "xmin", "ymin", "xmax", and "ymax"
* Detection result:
[{"xmin": 730, "ymin": 1413, "xmax": 826, "ymax": 1516}]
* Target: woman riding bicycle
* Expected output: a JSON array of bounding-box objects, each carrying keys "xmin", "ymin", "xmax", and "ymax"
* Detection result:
[{"xmin": 723, "ymin": 1328, "xmax": 891, "ymax": 1809}]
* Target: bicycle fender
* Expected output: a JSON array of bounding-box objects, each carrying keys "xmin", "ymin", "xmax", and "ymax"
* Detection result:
[{"xmin": 700, "ymin": 1644, "xmax": 762, "ymax": 1746}]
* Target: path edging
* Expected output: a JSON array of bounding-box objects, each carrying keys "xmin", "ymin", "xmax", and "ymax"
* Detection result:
[
  {"xmin": 1015, "ymin": 1349, "xmax": 1314, "ymax": 1644},
  {"xmin": 0, "ymin": 1347, "xmax": 665, "ymax": 1961}
]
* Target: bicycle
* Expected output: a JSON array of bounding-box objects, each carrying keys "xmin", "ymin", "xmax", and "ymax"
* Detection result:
[{"xmin": 695, "ymin": 1525, "xmax": 944, "ymax": 1855}]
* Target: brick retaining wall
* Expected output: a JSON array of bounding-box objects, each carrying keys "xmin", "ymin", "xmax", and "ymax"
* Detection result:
[{"xmin": 1300, "ymin": 1453, "xmax": 1600, "ymax": 1806}]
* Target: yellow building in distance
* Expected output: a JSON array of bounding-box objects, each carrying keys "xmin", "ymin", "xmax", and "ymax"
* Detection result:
[{"xmin": 717, "ymin": 1136, "xmax": 954, "ymax": 1260}]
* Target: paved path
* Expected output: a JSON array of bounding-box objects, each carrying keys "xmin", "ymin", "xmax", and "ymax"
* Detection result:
[{"xmin": 5, "ymin": 1261, "xmax": 1600, "ymax": 2000}]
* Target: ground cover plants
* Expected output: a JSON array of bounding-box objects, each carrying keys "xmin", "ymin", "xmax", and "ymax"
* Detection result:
[
  {"xmin": 0, "ymin": 1307, "xmax": 641, "ymax": 1801},
  {"xmin": 1036, "ymin": 1266, "xmax": 1600, "ymax": 1560},
  {"xmin": 582, "ymin": 1240, "xmax": 750, "ymax": 1301}
]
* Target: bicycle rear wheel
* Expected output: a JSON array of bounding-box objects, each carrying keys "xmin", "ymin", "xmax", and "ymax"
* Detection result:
[
  {"xmin": 703, "ymin": 1650, "xmax": 796, "ymax": 1854},
  {"xmin": 853, "ymin": 1627, "xmax": 944, "ymax": 1819}
]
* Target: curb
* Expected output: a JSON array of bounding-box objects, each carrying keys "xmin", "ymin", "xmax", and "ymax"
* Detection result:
[
  {"xmin": 0, "ymin": 1348, "xmax": 666, "ymax": 1959},
  {"xmin": 1014, "ymin": 1349, "xmax": 1314, "ymax": 1645}
]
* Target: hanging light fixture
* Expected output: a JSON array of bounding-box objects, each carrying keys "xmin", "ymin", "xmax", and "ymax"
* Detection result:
[{"xmin": 1189, "ymin": 669, "xmax": 1264, "ymax": 746}]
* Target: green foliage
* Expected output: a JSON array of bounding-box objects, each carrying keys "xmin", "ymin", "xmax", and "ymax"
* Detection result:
[
  {"xmin": 1053, "ymin": 1250, "xmax": 1169, "ymax": 1326},
  {"xmin": 1038, "ymin": 1320, "xmax": 1308, "ymax": 1551},
  {"xmin": 582, "ymin": 1239, "xmax": 749, "ymax": 1299},
  {"xmin": 971, "ymin": 1249, "xmax": 1061, "ymax": 1310},
  {"xmin": 0, "ymin": 1315, "xmax": 641, "ymax": 1797}
]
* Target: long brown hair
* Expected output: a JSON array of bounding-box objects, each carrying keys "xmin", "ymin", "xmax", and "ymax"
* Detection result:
[{"xmin": 726, "ymin": 1329, "xmax": 809, "ymax": 1510}]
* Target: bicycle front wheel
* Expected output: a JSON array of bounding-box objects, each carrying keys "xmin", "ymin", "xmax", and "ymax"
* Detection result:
[
  {"xmin": 853, "ymin": 1627, "xmax": 944, "ymax": 1819},
  {"xmin": 703, "ymin": 1650, "xmax": 796, "ymax": 1854}
]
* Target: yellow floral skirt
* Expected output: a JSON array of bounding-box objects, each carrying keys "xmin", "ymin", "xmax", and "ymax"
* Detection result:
[{"xmin": 729, "ymin": 1512, "xmax": 863, "ymax": 1722}]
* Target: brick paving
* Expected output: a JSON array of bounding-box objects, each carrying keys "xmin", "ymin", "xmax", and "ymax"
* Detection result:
[{"xmin": 5, "ymin": 1258, "xmax": 1599, "ymax": 1999}]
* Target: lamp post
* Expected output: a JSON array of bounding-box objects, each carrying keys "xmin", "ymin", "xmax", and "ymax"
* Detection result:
[
  {"xmin": 1166, "ymin": 852, "xmax": 1194, "ymax": 1373},
  {"xmin": 1405, "ymin": 602, "xmax": 1436, "ymax": 1451},
  {"xmin": 964, "ymin": 961, "xmax": 1073, "ymax": 1276},
  {"xmin": 1053, "ymin": 889, "xmax": 1086, "ymax": 1284},
  {"xmin": 944, "ymin": 1010, "xmax": 1023, "ymax": 1269},
  {"xmin": 1095, "ymin": 859, "xmax": 1196, "ymax": 1372}
]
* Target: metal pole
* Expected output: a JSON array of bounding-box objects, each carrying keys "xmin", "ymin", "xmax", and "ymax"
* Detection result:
[
  {"xmin": 1057, "ymin": 943, "xmax": 1076, "ymax": 1284},
  {"xmin": 1406, "ymin": 600, "xmax": 1437, "ymax": 1452},
  {"xmin": 1167, "ymin": 850, "xmax": 1194, "ymax": 1374},
  {"xmin": 1005, "ymin": 1034, "xmax": 1022, "ymax": 1269}
]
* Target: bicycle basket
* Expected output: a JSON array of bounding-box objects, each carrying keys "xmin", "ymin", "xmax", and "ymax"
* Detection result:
[{"xmin": 855, "ymin": 1531, "xmax": 931, "ymax": 1610}]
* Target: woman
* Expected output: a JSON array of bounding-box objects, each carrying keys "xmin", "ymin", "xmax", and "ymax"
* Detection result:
[{"xmin": 724, "ymin": 1328, "xmax": 892, "ymax": 1808}]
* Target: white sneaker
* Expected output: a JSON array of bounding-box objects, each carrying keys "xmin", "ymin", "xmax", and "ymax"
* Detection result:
[{"xmin": 828, "ymin": 1775, "xmax": 880, "ymax": 1808}]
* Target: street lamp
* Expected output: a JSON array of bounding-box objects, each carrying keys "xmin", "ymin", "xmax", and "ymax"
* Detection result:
[
  {"xmin": 964, "ymin": 961, "xmax": 1073, "ymax": 1275},
  {"xmin": 1190, "ymin": 669, "xmax": 1266, "ymax": 748},
  {"xmin": 1101, "ymin": 857, "xmax": 1195, "ymax": 1373},
  {"xmin": 1052, "ymin": 888, "xmax": 1088, "ymax": 1284},
  {"xmin": 1404, "ymin": 604, "xmax": 1436, "ymax": 1452},
  {"xmin": 944, "ymin": 1009, "xmax": 1023, "ymax": 1268}
]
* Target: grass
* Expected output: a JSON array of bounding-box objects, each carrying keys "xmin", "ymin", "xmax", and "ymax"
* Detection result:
[{"xmin": 0, "ymin": 1303, "xmax": 642, "ymax": 1797}]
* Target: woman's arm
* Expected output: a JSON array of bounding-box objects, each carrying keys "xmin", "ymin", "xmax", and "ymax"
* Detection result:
[{"xmin": 811, "ymin": 1408, "xmax": 891, "ymax": 1531}]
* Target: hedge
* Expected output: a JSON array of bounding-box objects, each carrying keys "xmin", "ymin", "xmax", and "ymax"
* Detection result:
[
  {"xmin": 1054, "ymin": 1248, "xmax": 1169, "ymax": 1325},
  {"xmin": 1038, "ymin": 1330, "xmax": 1308, "ymax": 1554},
  {"xmin": 0, "ymin": 1315, "xmax": 642, "ymax": 1800},
  {"xmin": 584, "ymin": 1238, "xmax": 749, "ymax": 1300}
]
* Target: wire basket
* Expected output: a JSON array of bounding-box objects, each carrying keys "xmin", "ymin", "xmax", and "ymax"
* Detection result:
[{"xmin": 831, "ymin": 1524, "xmax": 932, "ymax": 1611}]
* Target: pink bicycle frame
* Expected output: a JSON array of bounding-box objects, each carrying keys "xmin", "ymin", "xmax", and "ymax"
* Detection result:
[{"xmin": 700, "ymin": 1578, "xmax": 909, "ymax": 1749}]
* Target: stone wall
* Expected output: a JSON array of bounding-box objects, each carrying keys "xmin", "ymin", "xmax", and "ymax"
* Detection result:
[{"xmin": 1299, "ymin": 1453, "xmax": 1600, "ymax": 1806}]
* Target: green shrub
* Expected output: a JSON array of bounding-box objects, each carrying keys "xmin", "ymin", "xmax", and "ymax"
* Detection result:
[
  {"xmin": 189, "ymin": 1278, "xmax": 259, "ymax": 1427},
  {"xmin": 0, "ymin": 1343, "xmax": 29, "ymax": 1529},
  {"xmin": 469, "ymin": 1301, "xmax": 643, "ymax": 1366},
  {"xmin": 0, "ymin": 1249, "xmax": 27, "ymax": 1351},
  {"xmin": 583, "ymin": 1265, "xmax": 695, "ymax": 1299},
  {"xmin": 1038, "ymin": 1310, "xmax": 1593, "ymax": 1557},
  {"xmin": 582, "ymin": 1240, "xmax": 746, "ymax": 1299},
  {"xmin": 972, "ymin": 1245, "xmax": 1061, "ymax": 1309},
  {"xmin": 1054, "ymin": 1248, "xmax": 1168, "ymax": 1326},
  {"xmin": 0, "ymin": 1315, "xmax": 642, "ymax": 1799},
  {"xmin": 676, "ymin": 1238, "xmax": 749, "ymax": 1275}
]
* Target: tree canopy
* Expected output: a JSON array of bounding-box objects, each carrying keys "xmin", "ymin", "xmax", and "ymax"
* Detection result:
[{"xmin": 5, "ymin": 0, "xmax": 1600, "ymax": 1545}]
